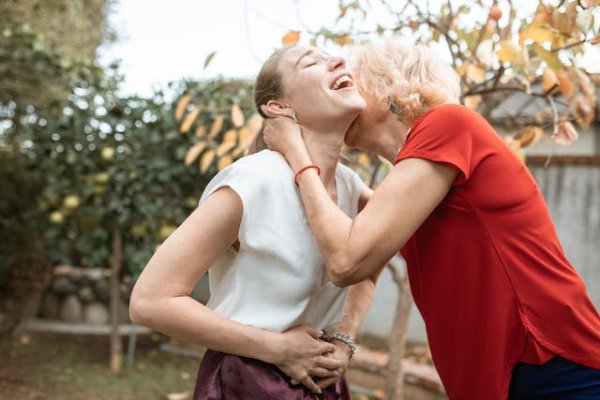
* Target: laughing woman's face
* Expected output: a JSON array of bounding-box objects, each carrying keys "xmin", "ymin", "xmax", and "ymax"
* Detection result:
[{"xmin": 277, "ymin": 45, "xmax": 366, "ymax": 129}]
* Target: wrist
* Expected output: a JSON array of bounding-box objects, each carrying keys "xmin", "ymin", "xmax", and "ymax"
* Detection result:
[{"xmin": 262, "ymin": 331, "xmax": 286, "ymax": 365}]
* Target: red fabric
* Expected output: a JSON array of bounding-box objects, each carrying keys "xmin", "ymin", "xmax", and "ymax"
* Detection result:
[{"xmin": 395, "ymin": 104, "xmax": 600, "ymax": 400}]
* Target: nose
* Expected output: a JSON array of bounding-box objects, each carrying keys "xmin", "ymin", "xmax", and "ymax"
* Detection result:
[{"xmin": 328, "ymin": 56, "xmax": 346, "ymax": 71}]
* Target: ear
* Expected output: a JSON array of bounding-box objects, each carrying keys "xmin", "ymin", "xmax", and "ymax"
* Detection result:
[{"xmin": 260, "ymin": 100, "xmax": 296, "ymax": 120}]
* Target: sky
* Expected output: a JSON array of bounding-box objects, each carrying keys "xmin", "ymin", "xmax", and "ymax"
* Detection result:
[{"xmin": 99, "ymin": 0, "xmax": 600, "ymax": 97}]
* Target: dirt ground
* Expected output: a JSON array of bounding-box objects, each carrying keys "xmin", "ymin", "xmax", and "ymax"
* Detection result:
[{"xmin": 0, "ymin": 332, "xmax": 200, "ymax": 400}]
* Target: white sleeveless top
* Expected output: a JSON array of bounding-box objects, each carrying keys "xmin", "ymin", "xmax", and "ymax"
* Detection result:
[{"xmin": 199, "ymin": 150, "xmax": 364, "ymax": 332}]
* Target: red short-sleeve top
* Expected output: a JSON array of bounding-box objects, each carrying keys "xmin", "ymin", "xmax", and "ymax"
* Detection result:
[{"xmin": 395, "ymin": 104, "xmax": 600, "ymax": 400}]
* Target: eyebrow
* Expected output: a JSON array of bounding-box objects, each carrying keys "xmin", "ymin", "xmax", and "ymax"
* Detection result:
[{"xmin": 295, "ymin": 49, "xmax": 315, "ymax": 66}]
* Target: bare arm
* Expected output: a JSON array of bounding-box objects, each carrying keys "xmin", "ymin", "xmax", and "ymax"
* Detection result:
[
  {"xmin": 129, "ymin": 187, "xmax": 340, "ymax": 392},
  {"xmin": 264, "ymin": 119, "xmax": 458, "ymax": 287}
]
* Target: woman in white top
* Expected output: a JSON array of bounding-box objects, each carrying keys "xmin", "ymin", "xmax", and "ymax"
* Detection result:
[{"xmin": 129, "ymin": 44, "xmax": 378, "ymax": 399}]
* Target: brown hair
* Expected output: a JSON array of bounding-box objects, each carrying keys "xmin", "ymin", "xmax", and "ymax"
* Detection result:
[{"xmin": 248, "ymin": 45, "xmax": 295, "ymax": 154}]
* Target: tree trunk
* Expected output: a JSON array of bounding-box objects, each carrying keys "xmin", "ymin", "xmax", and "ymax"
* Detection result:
[
  {"xmin": 385, "ymin": 259, "xmax": 413, "ymax": 400},
  {"xmin": 109, "ymin": 226, "xmax": 123, "ymax": 373}
]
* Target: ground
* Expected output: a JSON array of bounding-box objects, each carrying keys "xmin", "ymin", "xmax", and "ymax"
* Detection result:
[{"xmin": 0, "ymin": 332, "xmax": 382, "ymax": 400}]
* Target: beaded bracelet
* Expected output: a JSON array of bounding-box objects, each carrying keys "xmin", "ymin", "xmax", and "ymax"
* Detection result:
[{"xmin": 323, "ymin": 331, "xmax": 357, "ymax": 358}]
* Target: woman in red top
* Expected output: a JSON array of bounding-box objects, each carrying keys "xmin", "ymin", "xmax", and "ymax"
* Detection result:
[{"xmin": 261, "ymin": 40, "xmax": 600, "ymax": 399}]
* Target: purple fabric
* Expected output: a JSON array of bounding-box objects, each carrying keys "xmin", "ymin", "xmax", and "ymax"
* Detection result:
[{"xmin": 193, "ymin": 349, "xmax": 351, "ymax": 400}]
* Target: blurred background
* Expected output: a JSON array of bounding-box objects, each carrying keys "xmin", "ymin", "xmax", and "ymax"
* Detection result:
[{"xmin": 1, "ymin": 0, "xmax": 599, "ymax": 399}]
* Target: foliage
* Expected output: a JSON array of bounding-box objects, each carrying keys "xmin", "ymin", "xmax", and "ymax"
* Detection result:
[
  {"xmin": 0, "ymin": 68, "xmax": 256, "ymax": 278},
  {"xmin": 0, "ymin": 0, "xmax": 110, "ymax": 109},
  {"xmin": 283, "ymin": 0, "xmax": 599, "ymax": 155}
]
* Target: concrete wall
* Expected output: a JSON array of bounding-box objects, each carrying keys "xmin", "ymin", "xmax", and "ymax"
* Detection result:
[{"xmin": 359, "ymin": 163, "xmax": 600, "ymax": 343}]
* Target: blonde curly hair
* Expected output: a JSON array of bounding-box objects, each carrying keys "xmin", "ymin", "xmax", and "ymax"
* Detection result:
[{"xmin": 350, "ymin": 40, "xmax": 461, "ymax": 123}]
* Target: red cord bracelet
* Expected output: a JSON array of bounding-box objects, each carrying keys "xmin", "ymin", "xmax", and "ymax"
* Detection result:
[{"xmin": 294, "ymin": 164, "xmax": 321, "ymax": 186}]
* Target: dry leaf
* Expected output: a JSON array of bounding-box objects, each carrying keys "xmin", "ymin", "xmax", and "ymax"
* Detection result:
[
  {"xmin": 208, "ymin": 115, "xmax": 225, "ymax": 139},
  {"xmin": 542, "ymin": 68, "xmax": 558, "ymax": 92},
  {"xmin": 463, "ymin": 95, "xmax": 482, "ymax": 110},
  {"xmin": 573, "ymin": 96, "xmax": 596, "ymax": 128},
  {"xmin": 282, "ymin": 31, "xmax": 300, "ymax": 45},
  {"xmin": 217, "ymin": 155, "xmax": 233, "ymax": 171},
  {"xmin": 180, "ymin": 107, "xmax": 202, "ymax": 133},
  {"xmin": 200, "ymin": 149, "xmax": 216, "ymax": 173},
  {"xmin": 557, "ymin": 71, "xmax": 575, "ymax": 97},
  {"xmin": 489, "ymin": 3, "xmax": 502, "ymax": 21},
  {"xmin": 520, "ymin": 24, "xmax": 554, "ymax": 44},
  {"xmin": 231, "ymin": 104, "xmax": 244, "ymax": 127},
  {"xmin": 166, "ymin": 392, "xmax": 190, "ymax": 400},
  {"xmin": 204, "ymin": 51, "xmax": 216, "ymax": 69},
  {"xmin": 245, "ymin": 114, "xmax": 263, "ymax": 136},
  {"xmin": 514, "ymin": 126, "xmax": 543, "ymax": 148},
  {"xmin": 357, "ymin": 153, "xmax": 371, "ymax": 167},
  {"xmin": 195, "ymin": 126, "xmax": 207, "ymax": 138},
  {"xmin": 174, "ymin": 95, "xmax": 191, "ymax": 122},
  {"xmin": 553, "ymin": 121, "xmax": 579, "ymax": 146},
  {"xmin": 222, "ymin": 129, "xmax": 238, "ymax": 144},
  {"xmin": 184, "ymin": 142, "xmax": 207, "ymax": 166}
]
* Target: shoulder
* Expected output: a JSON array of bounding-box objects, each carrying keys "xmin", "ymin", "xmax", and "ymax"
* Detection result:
[
  {"xmin": 201, "ymin": 150, "xmax": 292, "ymax": 203},
  {"xmin": 415, "ymin": 104, "xmax": 484, "ymax": 131}
]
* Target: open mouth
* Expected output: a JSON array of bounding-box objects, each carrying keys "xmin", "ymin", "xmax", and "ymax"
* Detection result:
[{"xmin": 330, "ymin": 74, "xmax": 354, "ymax": 90}]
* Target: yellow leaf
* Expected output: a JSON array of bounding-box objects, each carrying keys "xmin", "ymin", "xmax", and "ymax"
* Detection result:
[
  {"xmin": 222, "ymin": 129, "xmax": 238, "ymax": 144},
  {"xmin": 591, "ymin": 36, "xmax": 600, "ymax": 45},
  {"xmin": 238, "ymin": 127, "xmax": 251, "ymax": 143},
  {"xmin": 282, "ymin": 31, "xmax": 300, "ymax": 45},
  {"xmin": 217, "ymin": 155, "xmax": 233, "ymax": 171},
  {"xmin": 463, "ymin": 95, "xmax": 482, "ymax": 110},
  {"xmin": 357, "ymin": 153, "xmax": 371, "ymax": 167},
  {"xmin": 174, "ymin": 95, "xmax": 191, "ymax": 122},
  {"xmin": 204, "ymin": 51, "xmax": 216, "ymax": 69},
  {"xmin": 195, "ymin": 126, "xmax": 207, "ymax": 138},
  {"xmin": 496, "ymin": 41, "xmax": 518, "ymax": 63},
  {"xmin": 180, "ymin": 106, "xmax": 202, "ymax": 133},
  {"xmin": 334, "ymin": 33, "xmax": 353, "ymax": 46},
  {"xmin": 245, "ymin": 114, "xmax": 263, "ymax": 136},
  {"xmin": 200, "ymin": 149, "xmax": 216, "ymax": 173},
  {"xmin": 542, "ymin": 68, "xmax": 558, "ymax": 92},
  {"xmin": 216, "ymin": 142, "xmax": 236, "ymax": 157},
  {"xmin": 231, "ymin": 104, "xmax": 245, "ymax": 128},
  {"xmin": 184, "ymin": 142, "xmax": 207, "ymax": 166},
  {"xmin": 466, "ymin": 63, "xmax": 486, "ymax": 84},
  {"xmin": 230, "ymin": 144, "xmax": 247, "ymax": 159},
  {"xmin": 520, "ymin": 24, "xmax": 554, "ymax": 44},
  {"xmin": 208, "ymin": 115, "xmax": 224, "ymax": 139},
  {"xmin": 514, "ymin": 127, "xmax": 543, "ymax": 148},
  {"xmin": 557, "ymin": 71, "xmax": 575, "ymax": 97}
]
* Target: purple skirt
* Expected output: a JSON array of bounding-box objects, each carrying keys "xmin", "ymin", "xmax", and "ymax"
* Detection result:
[{"xmin": 193, "ymin": 349, "xmax": 351, "ymax": 400}]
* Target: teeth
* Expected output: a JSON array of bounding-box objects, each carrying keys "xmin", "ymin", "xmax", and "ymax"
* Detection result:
[{"xmin": 331, "ymin": 75, "xmax": 353, "ymax": 90}]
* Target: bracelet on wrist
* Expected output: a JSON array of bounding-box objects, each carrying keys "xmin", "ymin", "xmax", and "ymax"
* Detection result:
[
  {"xmin": 322, "ymin": 331, "xmax": 357, "ymax": 358},
  {"xmin": 294, "ymin": 164, "xmax": 320, "ymax": 186}
]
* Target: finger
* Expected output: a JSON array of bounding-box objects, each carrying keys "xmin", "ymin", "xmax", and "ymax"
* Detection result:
[
  {"xmin": 315, "ymin": 355, "xmax": 343, "ymax": 370},
  {"xmin": 317, "ymin": 377, "xmax": 338, "ymax": 390},
  {"xmin": 316, "ymin": 341, "xmax": 337, "ymax": 354},
  {"xmin": 302, "ymin": 376, "xmax": 322, "ymax": 394},
  {"xmin": 303, "ymin": 326, "xmax": 322, "ymax": 340},
  {"xmin": 310, "ymin": 367, "xmax": 339, "ymax": 378},
  {"xmin": 290, "ymin": 378, "xmax": 300, "ymax": 385}
]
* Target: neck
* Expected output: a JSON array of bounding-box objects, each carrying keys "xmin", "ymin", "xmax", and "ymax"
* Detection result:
[
  {"xmin": 301, "ymin": 127, "xmax": 345, "ymax": 191},
  {"xmin": 368, "ymin": 115, "xmax": 412, "ymax": 163}
]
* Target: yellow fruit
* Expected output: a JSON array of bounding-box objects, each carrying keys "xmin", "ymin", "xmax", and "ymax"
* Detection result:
[
  {"xmin": 101, "ymin": 147, "xmax": 115, "ymax": 162},
  {"xmin": 63, "ymin": 195, "xmax": 80, "ymax": 209},
  {"xmin": 158, "ymin": 225, "xmax": 177, "ymax": 241},
  {"xmin": 49, "ymin": 211, "xmax": 64, "ymax": 224},
  {"xmin": 94, "ymin": 172, "xmax": 110, "ymax": 184}
]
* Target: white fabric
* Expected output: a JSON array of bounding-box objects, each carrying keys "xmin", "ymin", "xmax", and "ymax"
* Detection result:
[{"xmin": 199, "ymin": 150, "xmax": 364, "ymax": 332}]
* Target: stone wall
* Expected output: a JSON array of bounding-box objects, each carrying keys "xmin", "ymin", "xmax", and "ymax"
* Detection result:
[{"xmin": 37, "ymin": 265, "xmax": 132, "ymax": 325}]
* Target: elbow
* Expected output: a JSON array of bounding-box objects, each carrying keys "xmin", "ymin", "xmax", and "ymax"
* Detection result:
[
  {"xmin": 328, "ymin": 261, "xmax": 361, "ymax": 287},
  {"xmin": 129, "ymin": 289, "xmax": 153, "ymax": 326}
]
